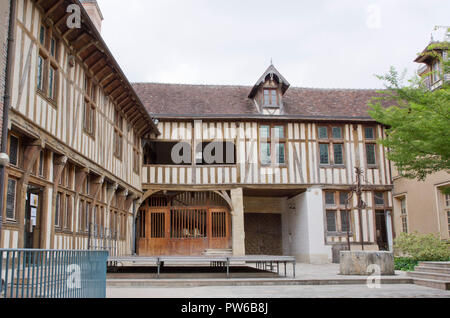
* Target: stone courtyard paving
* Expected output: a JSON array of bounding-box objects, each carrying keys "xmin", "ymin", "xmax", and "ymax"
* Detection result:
[
  {"xmin": 107, "ymin": 284, "xmax": 450, "ymax": 298},
  {"xmin": 106, "ymin": 263, "xmax": 450, "ymax": 298}
]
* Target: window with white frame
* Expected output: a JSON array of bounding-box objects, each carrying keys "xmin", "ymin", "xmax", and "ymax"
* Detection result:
[{"xmin": 400, "ymin": 197, "xmax": 408, "ymax": 233}]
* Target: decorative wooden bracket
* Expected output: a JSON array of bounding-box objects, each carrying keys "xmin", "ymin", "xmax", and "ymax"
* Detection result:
[
  {"xmin": 106, "ymin": 183, "xmax": 119, "ymax": 207},
  {"xmin": 117, "ymin": 189, "xmax": 129, "ymax": 211},
  {"xmin": 52, "ymin": 155, "xmax": 68, "ymax": 187},
  {"xmin": 91, "ymin": 175, "xmax": 105, "ymax": 201},
  {"xmin": 75, "ymin": 167, "xmax": 89, "ymax": 194},
  {"xmin": 124, "ymin": 193, "xmax": 138, "ymax": 213},
  {"xmin": 20, "ymin": 139, "xmax": 45, "ymax": 185}
]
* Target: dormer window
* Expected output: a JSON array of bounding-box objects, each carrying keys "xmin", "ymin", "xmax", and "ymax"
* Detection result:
[
  {"xmin": 248, "ymin": 64, "xmax": 290, "ymax": 115},
  {"xmin": 263, "ymin": 88, "xmax": 278, "ymax": 107}
]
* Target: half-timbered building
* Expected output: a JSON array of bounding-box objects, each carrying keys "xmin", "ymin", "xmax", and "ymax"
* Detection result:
[
  {"xmin": 133, "ymin": 64, "xmax": 395, "ymax": 263},
  {"xmin": 2, "ymin": 0, "xmax": 398, "ymax": 264},
  {"xmin": 0, "ymin": 0, "xmax": 159, "ymax": 256}
]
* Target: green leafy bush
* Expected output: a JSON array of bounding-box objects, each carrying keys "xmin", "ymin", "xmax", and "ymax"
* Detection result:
[
  {"xmin": 394, "ymin": 257, "xmax": 418, "ymax": 272},
  {"xmin": 394, "ymin": 232, "xmax": 450, "ymax": 262}
]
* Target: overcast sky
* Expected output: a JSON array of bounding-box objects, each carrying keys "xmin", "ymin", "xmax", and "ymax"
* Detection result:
[{"xmin": 96, "ymin": 0, "xmax": 449, "ymax": 89}]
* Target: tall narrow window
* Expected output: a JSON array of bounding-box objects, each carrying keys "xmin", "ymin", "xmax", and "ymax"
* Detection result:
[
  {"xmin": 6, "ymin": 179, "xmax": 17, "ymax": 220},
  {"xmin": 55, "ymin": 193, "xmax": 61, "ymax": 227},
  {"xmin": 319, "ymin": 144, "xmax": 330, "ymax": 165},
  {"xmin": 9, "ymin": 135, "xmax": 19, "ymax": 166},
  {"xmin": 341, "ymin": 210, "xmax": 351, "ymax": 232},
  {"xmin": 38, "ymin": 150, "xmax": 44, "ymax": 177},
  {"xmin": 50, "ymin": 37, "xmax": 57, "ymax": 58},
  {"xmin": 326, "ymin": 211, "xmax": 337, "ymax": 232},
  {"xmin": 39, "ymin": 25, "xmax": 46, "ymax": 45},
  {"xmin": 114, "ymin": 110, "xmax": 123, "ymax": 160},
  {"xmin": 48, "ymin": 65, "xmax": 56, "ymax": 99},
  {"xmin": 400, "ymin": 198, "xmax": 408, "ymax": 233},
  {"xmin": 37, "ymin": 55, "xmax": 44, "ymax": 91},
  {"xmin": 333, "ymin": 144, "xmax": 344, "ymax": 165},
  {"xmin": 433, "ymin": 61, "xmax": 441, "ymax": 83},
  {"xmin": 366, "ymin": 144, "xmax": 377, "ymax": 166}
]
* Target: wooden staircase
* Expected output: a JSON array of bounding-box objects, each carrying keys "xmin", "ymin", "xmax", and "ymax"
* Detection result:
[{"xmin": 407, "ymin": 262, "xmax": 450, "ymax": 290}]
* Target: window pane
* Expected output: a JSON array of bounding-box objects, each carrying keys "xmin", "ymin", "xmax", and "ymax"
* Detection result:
[
  {"xmin": 341, "ymin": 211, "xmax": 351, "ymax": 232},
  {"xmin": 39, "ymin": 26, "xmax": 45, "ymax": 45},
  {"xmin": 274, "ymin": 126, "xmax": 284, "ymax": 139},
  {"xmin": 263, "ymin": 90, "xmax": 270, "ymax": 105},
  {"xmin": 402, "ymin": 218, "xmax": 408, "ymax": 233},
  {"xmin": 366, "ymin": 144, "xmax": 376, "ymax": 165},
  {"xmin": 48, "ymin": 67, "xmax": 54, "ymax": 99},
  {"xmin": 374, "ymin": 192, "xmax": 384, "ymax": 205},
  {"xmin": 37, "ymin": 56, "xmax": 44, "ymax": 91},
  {"xmin": 332, "ymin": 127, "xmax": 342, "ymax": 139},
  {"xmin": 318, "ymin": 127, "xmax": 328, "ymax": 139},
  {"xmin": 445, "ymin": 194, "xmax": 450, "ymax": 208},
  {"xmin": 326, "ymin": 211, "xmax": 337, "ymax": 232},
  {"xmin": 260, "ymin": 126, "xmax": 270, "ymax": 139},
  {"xmin": 6, "ymin": 179, "xmax": 16, "ymax": 220},
  {"xmin": 271, "ymin": 90, "xmax": 277, "ymax": 105},
  {"xmin": 319, "ymin": 144, "xmax": 329, "ymax": 164},
  {"xmin": 401, "ymin": 198, "xmax": 407, "ymax": 214},
  {"xmin": 339, "ymin": 192, "xmax": 349, "ymax": 206},
  {"xmin": 365, "ymin": 127, "xmax": 375, "ymax": 139},
  {"xmin": 50, "ymin": 38, "xmax": 56, "ymax": 57},
  {"xmin": 325, "ymin": 192, "xmax": 335, "ymax": 205},
  {"xmin": 260, "ymin": 142, "xmax": 271, "ymax": 165},
  {"xmin": 333, "ymin": 144, "xmax": 343, "ymax": 165},
  {"xmin": 276, "ymin": 143, "xmax": 285, "ymax": 164},
  {"xmin": 55, "ymin": 193, "xmax": 61, "ymax": 226},
  {"xmin": 9, "ymin": 135, "xmax": 18, "ymax": 166}
]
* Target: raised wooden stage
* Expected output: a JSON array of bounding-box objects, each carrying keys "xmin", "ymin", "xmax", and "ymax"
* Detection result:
[{"xmin": 107, "ymin": 255, "xmax": 296, "ymax": 278}]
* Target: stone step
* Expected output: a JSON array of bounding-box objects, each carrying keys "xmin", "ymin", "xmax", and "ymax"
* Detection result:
[
  {"xmin": 418, "ymin": 262, "xmax": 450, "ymax": 269},
  {"xmin": 414, "ymin": 266, "xmax": 450, "ymax": 275},
  {"xmin": 106, "ymin": 277, "xmax": 413, "ymax": 288},
  {"xmin": 412, "ymin": 278, "xmax": 450, "ymax": 291},
  {"xmin": 407, "ymin": 271, "xmax": 450, "ymax": 281}
]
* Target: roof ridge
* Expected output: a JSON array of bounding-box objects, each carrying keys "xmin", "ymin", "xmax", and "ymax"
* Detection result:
[{"xmin": 132, "ymin": 82, "xmax": 381, "ymax": 91}]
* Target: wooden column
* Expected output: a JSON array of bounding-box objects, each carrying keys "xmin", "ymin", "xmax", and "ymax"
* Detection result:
[{"xmin": 49, "ymin": 155, "xmax": 68, "ymax": 249}]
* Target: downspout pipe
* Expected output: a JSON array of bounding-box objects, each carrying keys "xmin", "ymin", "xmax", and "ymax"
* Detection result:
[{"xmin": 0, "ymin": 0, "xmax": 17, "ymax": 243}]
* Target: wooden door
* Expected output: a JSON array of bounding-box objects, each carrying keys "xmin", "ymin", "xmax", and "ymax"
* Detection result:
[{"xmin": 209, "ymin": 208, "xmax": 231, "ymax": 250}]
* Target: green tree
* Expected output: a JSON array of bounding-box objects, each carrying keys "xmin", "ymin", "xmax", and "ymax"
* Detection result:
[{"xmin": 368, "ymin": 42, "xmax": 450, "ymax": 188}]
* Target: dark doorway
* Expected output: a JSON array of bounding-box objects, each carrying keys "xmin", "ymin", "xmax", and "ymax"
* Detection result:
[
  {"xmin": 375, "ymin": 210, "xmax": 388, "ymax": 251},
  {"xmin": 244, "ymin": 213, "xmax": 282, "ymax": 255},
  {"xmin": 24, "ymin": 185, "xmax": 43, "ymax": 249}
]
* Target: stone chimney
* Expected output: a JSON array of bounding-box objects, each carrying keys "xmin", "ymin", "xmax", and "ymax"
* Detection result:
[{"xmin": 80, "ymin": 0, "xmax": 103, "ymax": 33}]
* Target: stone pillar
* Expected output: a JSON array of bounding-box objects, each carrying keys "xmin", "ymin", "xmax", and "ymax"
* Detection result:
[
  {"xmin": 385, "ymin": 210, "xmax": 394, "ymax": 252},
  {"xmin": 230, "ymin": 188, "xmax": 245, "ymax": 256}
]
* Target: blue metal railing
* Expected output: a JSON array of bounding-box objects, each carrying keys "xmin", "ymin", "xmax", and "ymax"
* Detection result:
[{"xmin": 0, "ymin": 249, "xmax": 108, "ymax": 298}]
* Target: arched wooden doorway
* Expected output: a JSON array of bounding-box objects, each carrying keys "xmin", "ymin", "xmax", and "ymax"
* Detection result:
[{"xmin": 136, "ymin": 191, "xmax": 232, "ymax": 256}]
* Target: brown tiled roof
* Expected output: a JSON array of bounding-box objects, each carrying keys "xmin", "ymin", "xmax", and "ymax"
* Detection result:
[{"xmin": 132, "ymin": 82, "xmax": 388, "ymax": 121}]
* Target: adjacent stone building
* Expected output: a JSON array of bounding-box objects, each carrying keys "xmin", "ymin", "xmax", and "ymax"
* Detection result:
[{"xmin": 392, "ymin": 40, "xmax": 450, "ymax": 241}]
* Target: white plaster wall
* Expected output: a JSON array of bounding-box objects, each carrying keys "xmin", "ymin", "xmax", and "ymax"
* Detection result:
[{"xmin": 284, "ymin": 187, "xmax": 332, "ymax": 264}]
